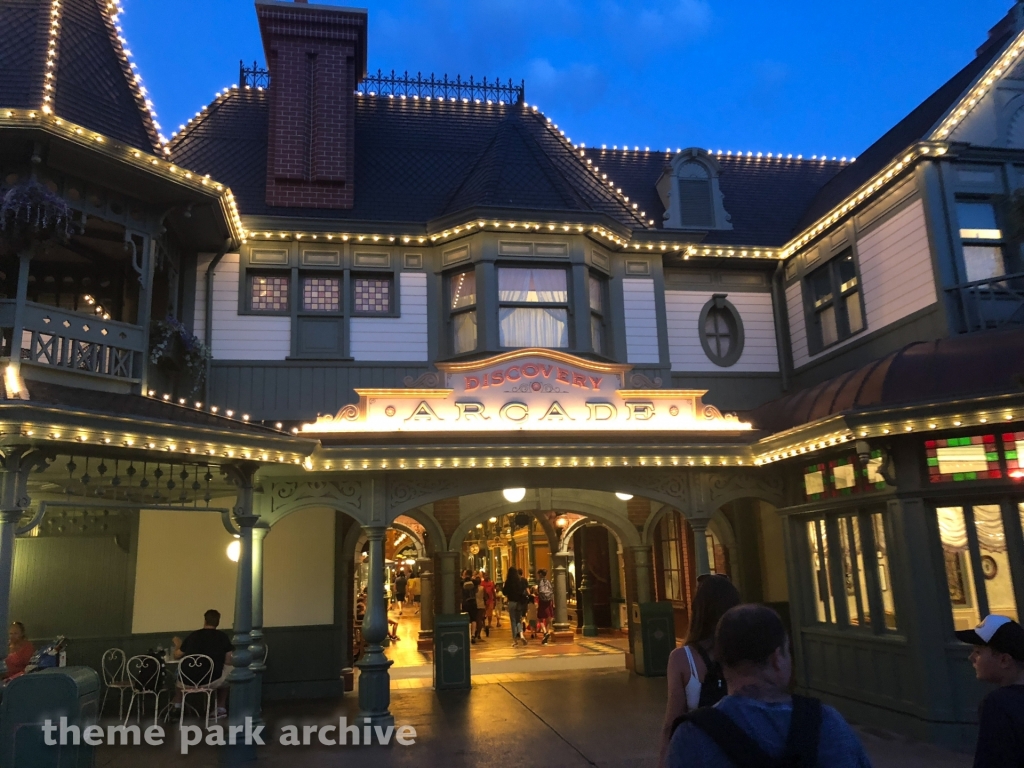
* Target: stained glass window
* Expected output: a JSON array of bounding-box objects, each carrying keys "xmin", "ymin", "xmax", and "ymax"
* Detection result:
[
  {"xmin": 1004, "ymin": 432, "xmax": 1024, "ymax": 480},
  {"xmin": 926, "ymin": 435, "xmax": 1000, "ymax": 482},
  {"xmin": 864, "ymin": 449, "xmax": 888, "ymax": 489},
  {"xmin": 250, "ymin": 275, "xmax": 289, "ymax": 312},
  {"xmin": 302, "ymin": 277, "xmax": 340, "ymax": 312},
  {"xmin": 804, "ymin": 464, "xmax": 826, "ymax": 499},
  {"xmin": 354, "ymin": 277, "xmax": 391, "ymax": 314},
  {"xmin": 829, "ymin": 457, "xmax": 859, "ymax": 496}
]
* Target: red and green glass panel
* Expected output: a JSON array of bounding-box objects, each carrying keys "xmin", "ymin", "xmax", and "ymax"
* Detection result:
[
  {"xmin": 1005, "ymin": 432, "xmax": 1024, "ymax": 480},
  {"xmin": 926, "ymin": 435, "xmax": 1000, "ymax": 483},
  {"xmin": 862, "ymin": 449, "xmax": 887, "ymax": 490},
  {"xmin": 804, "ymin": 463, "xmax": 827, "ymax": 500},
  {"xmin": 828, "ymin": 456, "xmax": 859, "ymax": 496}
]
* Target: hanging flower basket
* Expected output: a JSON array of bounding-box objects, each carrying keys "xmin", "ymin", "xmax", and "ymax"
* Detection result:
[
  {"xmin": 0, "ymin": 179, "xmax": 73, "ymax": 247},
  {"xmin": 149, "ymin": 315, "xmax": 212, "ymax": 396}
]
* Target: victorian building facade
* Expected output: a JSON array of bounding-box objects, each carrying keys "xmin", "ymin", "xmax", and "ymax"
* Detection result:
[{"xmin": 1, "ymin": 0, "xmax": 1024, "ymax": 749}]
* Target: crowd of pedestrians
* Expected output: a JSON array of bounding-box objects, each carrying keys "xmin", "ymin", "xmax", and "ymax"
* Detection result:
[{"xmin": 657, "ymin": 573, "xmax": 1024, "ymax": 768}]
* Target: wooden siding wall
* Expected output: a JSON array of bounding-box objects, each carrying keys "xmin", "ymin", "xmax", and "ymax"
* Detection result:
[
  {"xmin": 195, "ymin": 253, "xmax": 291, "ymax": 360},
  {"xmin": 788, "ymin": 199, "xmax": 937, "ymax": 369},
  {"xmin": 665, "ymin": 290, "xmax": 778, "ymax": 372},
  {"xmin": 209, "ymin": 362, "xmax": 431, "ymax": 421},
  {"xmin": 350, "ymin": 272, "xmax": 429, "ymax": 361},
  {"xmin": 622, "ymin": 278, "xmax": 661, "ymax": 364}
]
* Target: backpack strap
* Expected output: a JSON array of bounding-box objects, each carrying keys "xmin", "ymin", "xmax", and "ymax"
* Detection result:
[
  {"xmin": 671, "ymin": 708, "xmax": 777, "ymax": 768},
  {"xmin": 691, "ymin": 641, "xmax": 714, "ymax": 671},
  {"xmin": 783, "ymin": 695, "xmax": 822, "ymax": 767}
]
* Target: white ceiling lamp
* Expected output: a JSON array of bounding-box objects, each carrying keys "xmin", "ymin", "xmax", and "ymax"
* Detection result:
[
  {"xmin": 503, "ymin": 488, "xmax": 527, "ymax": 503},
  {"xmin": 227, "ymin": 539, "xmax": 241, "ymax": 562},
  {"xmin": 615, "ymin": 492, "xmax": 634, "ymax": 501}
]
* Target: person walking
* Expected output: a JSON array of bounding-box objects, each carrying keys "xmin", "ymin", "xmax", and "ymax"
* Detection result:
[
  {"xmin": 462, "ymin": 571, "xmax": 481, "ymax": 643},
  {"xmin": 667, "ymin": 604, "xmax": 872, "ymax": 768},
  {"xmin": 473, "ymin": 575, "xmax": 487, "ymax": 642},
  {"xmin": 482, "ymin": 571, "xmax": 496, "ymax": 635},
  {"xmin": 536, "ymin": 569, "xmax": 554, "ymax": 643},
  {"xmin": 659, "ymin": 574, "xmax": 741, "ymax": 767},
  {"xmin": 956, "ymin": 614, "xmax": 1024, "ymax": 767},
  {"xmin": 502, "ymin": 567, "xmax": 527, "ymax": 647},
  {"xmin": 394, "ymin": 569, "xmax": 407, "ymax": 616}
]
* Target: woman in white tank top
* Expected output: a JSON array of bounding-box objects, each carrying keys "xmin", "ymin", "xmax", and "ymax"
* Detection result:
[{"xmin": 658, "ymin": 575, "xmax": 741, "ymax": 768}]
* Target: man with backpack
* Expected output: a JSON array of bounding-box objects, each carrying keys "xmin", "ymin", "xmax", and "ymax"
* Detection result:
[{"xmin": 667, "ymin": 604, "xmax": 872, "ymax": 768}]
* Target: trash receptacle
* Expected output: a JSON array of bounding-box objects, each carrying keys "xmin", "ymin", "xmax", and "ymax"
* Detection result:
[
  {"xmin": 433, "ymin": 613, "xmax": 471, "ymax": 690},
  {"xmin": 0, "ymin": 666, "xmax": 100, "ymax": 768},
  {"xmin": 631, "ymin": 602, "xmax": 675, "ymax": 677}
]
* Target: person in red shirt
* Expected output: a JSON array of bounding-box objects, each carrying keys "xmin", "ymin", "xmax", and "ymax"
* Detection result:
[
  {"xmin": 5, "ymin": 621, "xmax": 34, "ymax": 680},
  {"xmin": 481, "ymin": 571, "xmax": 497, "ymax": 636}
]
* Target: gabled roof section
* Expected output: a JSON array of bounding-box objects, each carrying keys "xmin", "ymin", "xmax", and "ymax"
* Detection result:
[
  {"xmin": 441, "ymin": 107, "xmax": 646, "ymax": 225},
  {"xmin": 595, "ymin": 149, "xmax": 846, "ymax": 247},
  {"xmin": 795, "ymin": 27, "xmax": 1014, "ymax": 232},
  {"xmin": 0, "ymin": 0, "xmax": 162, "ymax": 153},
  {"xmin": 170, "ymin": 90, "xmax": 645, "ymax": 228}
]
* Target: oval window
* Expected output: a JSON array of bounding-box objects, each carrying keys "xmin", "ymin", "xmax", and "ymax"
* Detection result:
[{"xmin": 698, "ymin": 294, "xmax": 744, "ymax": 367}]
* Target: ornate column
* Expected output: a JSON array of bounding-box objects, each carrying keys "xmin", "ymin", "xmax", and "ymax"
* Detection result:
[
  {"xmin": 223, "ymin": 464, "xmax": 258, "ymax": 765},
  {"xmin": 551, "ymin": 553, "xmax": 574, "ymax": 644},
  {"xmin": 629, "ymin": 545, "xmax": 652, "ymax": 604},
  {"xmin": 356, "ymin": 525, "xmax": 394, "ymax": 728},
  {"xmin": 416, "ymin": 556, "xmax": 434, "ymax": 651},
  {"xmin": 437, "ymin": 551, "xmax": 460, "ymax": 615},
  {"xmin": 690, "ymin": 518, "xmax": 712, "ymax": 577},
  {"xmin": 248, "ymin": 519, "xmax": 270, "ymax": 726},
  {"xmin": 0, "ymin": 448, "xmax": 47, "ymax": 678}
]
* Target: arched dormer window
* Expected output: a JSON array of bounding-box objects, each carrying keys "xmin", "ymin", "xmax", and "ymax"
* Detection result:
[{"xmin": 657, "ymin": 148, "xmax": 733, "ymax": 231}]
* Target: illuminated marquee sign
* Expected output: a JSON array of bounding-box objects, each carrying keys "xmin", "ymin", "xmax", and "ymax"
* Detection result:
[{"xmin": 302, "ymin": 349, "xmax": 750, "ymax": 433}]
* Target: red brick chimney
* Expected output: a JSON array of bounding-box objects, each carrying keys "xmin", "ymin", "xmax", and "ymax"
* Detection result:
[{"xmin": 256, "ymin": 1, "xmax": 368, "ymax": 209}]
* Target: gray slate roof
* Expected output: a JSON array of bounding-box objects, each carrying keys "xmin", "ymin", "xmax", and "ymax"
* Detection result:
[
  {"xmin": 170, "ymin": 91, "xmax": 648, "ymax": 229},
  {"xmin": 0, "ymin": 0, "xmax": 160, "ymax": 153}
]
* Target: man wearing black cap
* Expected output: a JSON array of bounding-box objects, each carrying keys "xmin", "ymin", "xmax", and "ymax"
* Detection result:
[{"xmin": 956, "ymin": 614, "xmax": 1024, "ymax": 767}]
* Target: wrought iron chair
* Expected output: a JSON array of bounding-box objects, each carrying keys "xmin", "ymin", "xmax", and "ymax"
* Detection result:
[
  {"xmin": 176, "ymin": 653, "xmax": 218, "ymax": 729},
  {"xmin": 100, "ymin": 648, "xmax": 131, "ymax": 720},
  {"xmin": 124, "ymin": 655, "xmax": 165, "ymax": 726}
]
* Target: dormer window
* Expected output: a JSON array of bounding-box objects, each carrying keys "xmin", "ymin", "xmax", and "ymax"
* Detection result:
[{"xmin": 658, "ymin": 148, "xmax": 733, "ymax": 231}]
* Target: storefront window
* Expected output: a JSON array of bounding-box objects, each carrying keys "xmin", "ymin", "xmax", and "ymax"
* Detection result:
[
  {"xmin": 498, "ymin": 267, "xmax": 569, "ymax": 348},
  {"xmin": 872, "ymin": 513, "xmax": 897, "ymax": 629},
  {"xmin": 838, "ymin": 516, "xmax": 870, "ymax": 626},
  {"xmin": 658, "ymin": 512, "xmax": 684, "ymax": 601},
  {"xmin": 937, "ymin": 504, "xmax": 1019, "ymax": 630},
  {"xmin": 807, "ymin": 519, "xmax": 836, "ymax": 623}
]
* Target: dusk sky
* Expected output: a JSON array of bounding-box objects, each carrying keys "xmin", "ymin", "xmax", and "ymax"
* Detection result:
[{"xmin": 123, "ymin": 0, "xmax": 1010, "ymax": 157}]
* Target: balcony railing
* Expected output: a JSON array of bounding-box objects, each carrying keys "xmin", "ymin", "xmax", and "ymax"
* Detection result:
[
  {"xmin": 0, "ymin": 301, "xmax": 146, "ymax": 381},
  {"xmin": 945, "ymin": 272, "xmax": 1024, "ymax": 333}
]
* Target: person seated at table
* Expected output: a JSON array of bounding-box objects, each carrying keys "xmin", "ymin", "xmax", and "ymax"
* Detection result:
[
  {"xmin": 5, "ymin": 622, "xmax": 34, "ymax": 680},
  {"xmin": 171, "ymin": 609, "xmax": 234, "ymax": 717}
]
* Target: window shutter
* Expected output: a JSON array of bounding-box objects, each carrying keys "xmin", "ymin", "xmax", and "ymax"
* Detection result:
[{"xmin": 678, "ymin": 179, "xmax": 714, "ymax": 228}]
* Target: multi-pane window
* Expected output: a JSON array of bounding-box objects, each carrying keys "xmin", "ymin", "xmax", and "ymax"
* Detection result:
[
  {"xmin": 353, "ymin": 276, "xmax": 392, "ymax": 314},
  {"xmin": 448, "ymin": 269, "xmax": 477, "ymax": 355},
  {"xmin": 589, "ymin": 273, "xmax": 606, "ymax": 355},
  {"xmin": 658, "ymin": 512, "xmax": 685, "ymax": 602},
  {"xmin": 498, "ymin": 267, "xmax": 569, "ymax": 348},
  {"xmin": 806, "ymin": 250, "xmax": 864, "ymax": 351},
  {"xmin": 937, "ymin": 503, "xmax": 1021, "ymax": 630},
  {"xmin": 250, "ymin": 274, "xmax": 289, "ymax": 313},
  {"xmin": 805, "ymin": 511, "xmax": 897, "ymax": 631},
  {"xmin": 956, "ymin": 201, "xmax": 1006, "ymax": 283},
  {"xmin": 302, "ymin": 277, "xmax": 340, "ymax": 312},
  {"xmin": 704, "ymin": 307, "xmax": 734, "ymax": 360}
]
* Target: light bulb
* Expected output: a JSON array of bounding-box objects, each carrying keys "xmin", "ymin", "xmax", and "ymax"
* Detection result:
[
  {"xmin": 502, "ymin": 488, "xmax": 526, "ymax": 503},
  {"xmin": 615, "ymin": 492, "xmax": 634, "ymax": 501},
  {"xmin": 227, "ymin": 540, "xmax": 241, "ymax": 562}
]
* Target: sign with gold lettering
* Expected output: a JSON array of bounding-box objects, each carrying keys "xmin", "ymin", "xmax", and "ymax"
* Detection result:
[{"xmin": 301, "ymin": 349, "xmax": 750, "ymax": 433}]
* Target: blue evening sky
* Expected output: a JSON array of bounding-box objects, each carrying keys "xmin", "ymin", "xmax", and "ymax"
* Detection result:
[{"xmin": 123, "ymin": 0, "xmax": 1010, "ymax": 157}]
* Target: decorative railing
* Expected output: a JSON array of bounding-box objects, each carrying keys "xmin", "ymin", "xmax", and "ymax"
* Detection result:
[
  {"xmin": 239, "ymin": 61, "xmax": 525, "ymax": 103},
  {"xmin": 0, "ymin": 301, "xmax": 146, "ymax": 381},
  {"xmin": 946, "ymin": 272, "xmax": 1024, "ymax": 333}
]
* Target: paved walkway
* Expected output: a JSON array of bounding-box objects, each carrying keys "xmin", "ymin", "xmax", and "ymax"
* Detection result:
[{"xmin": 94, "ymin": 668, "xmax": 973, "ymax": 768}]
